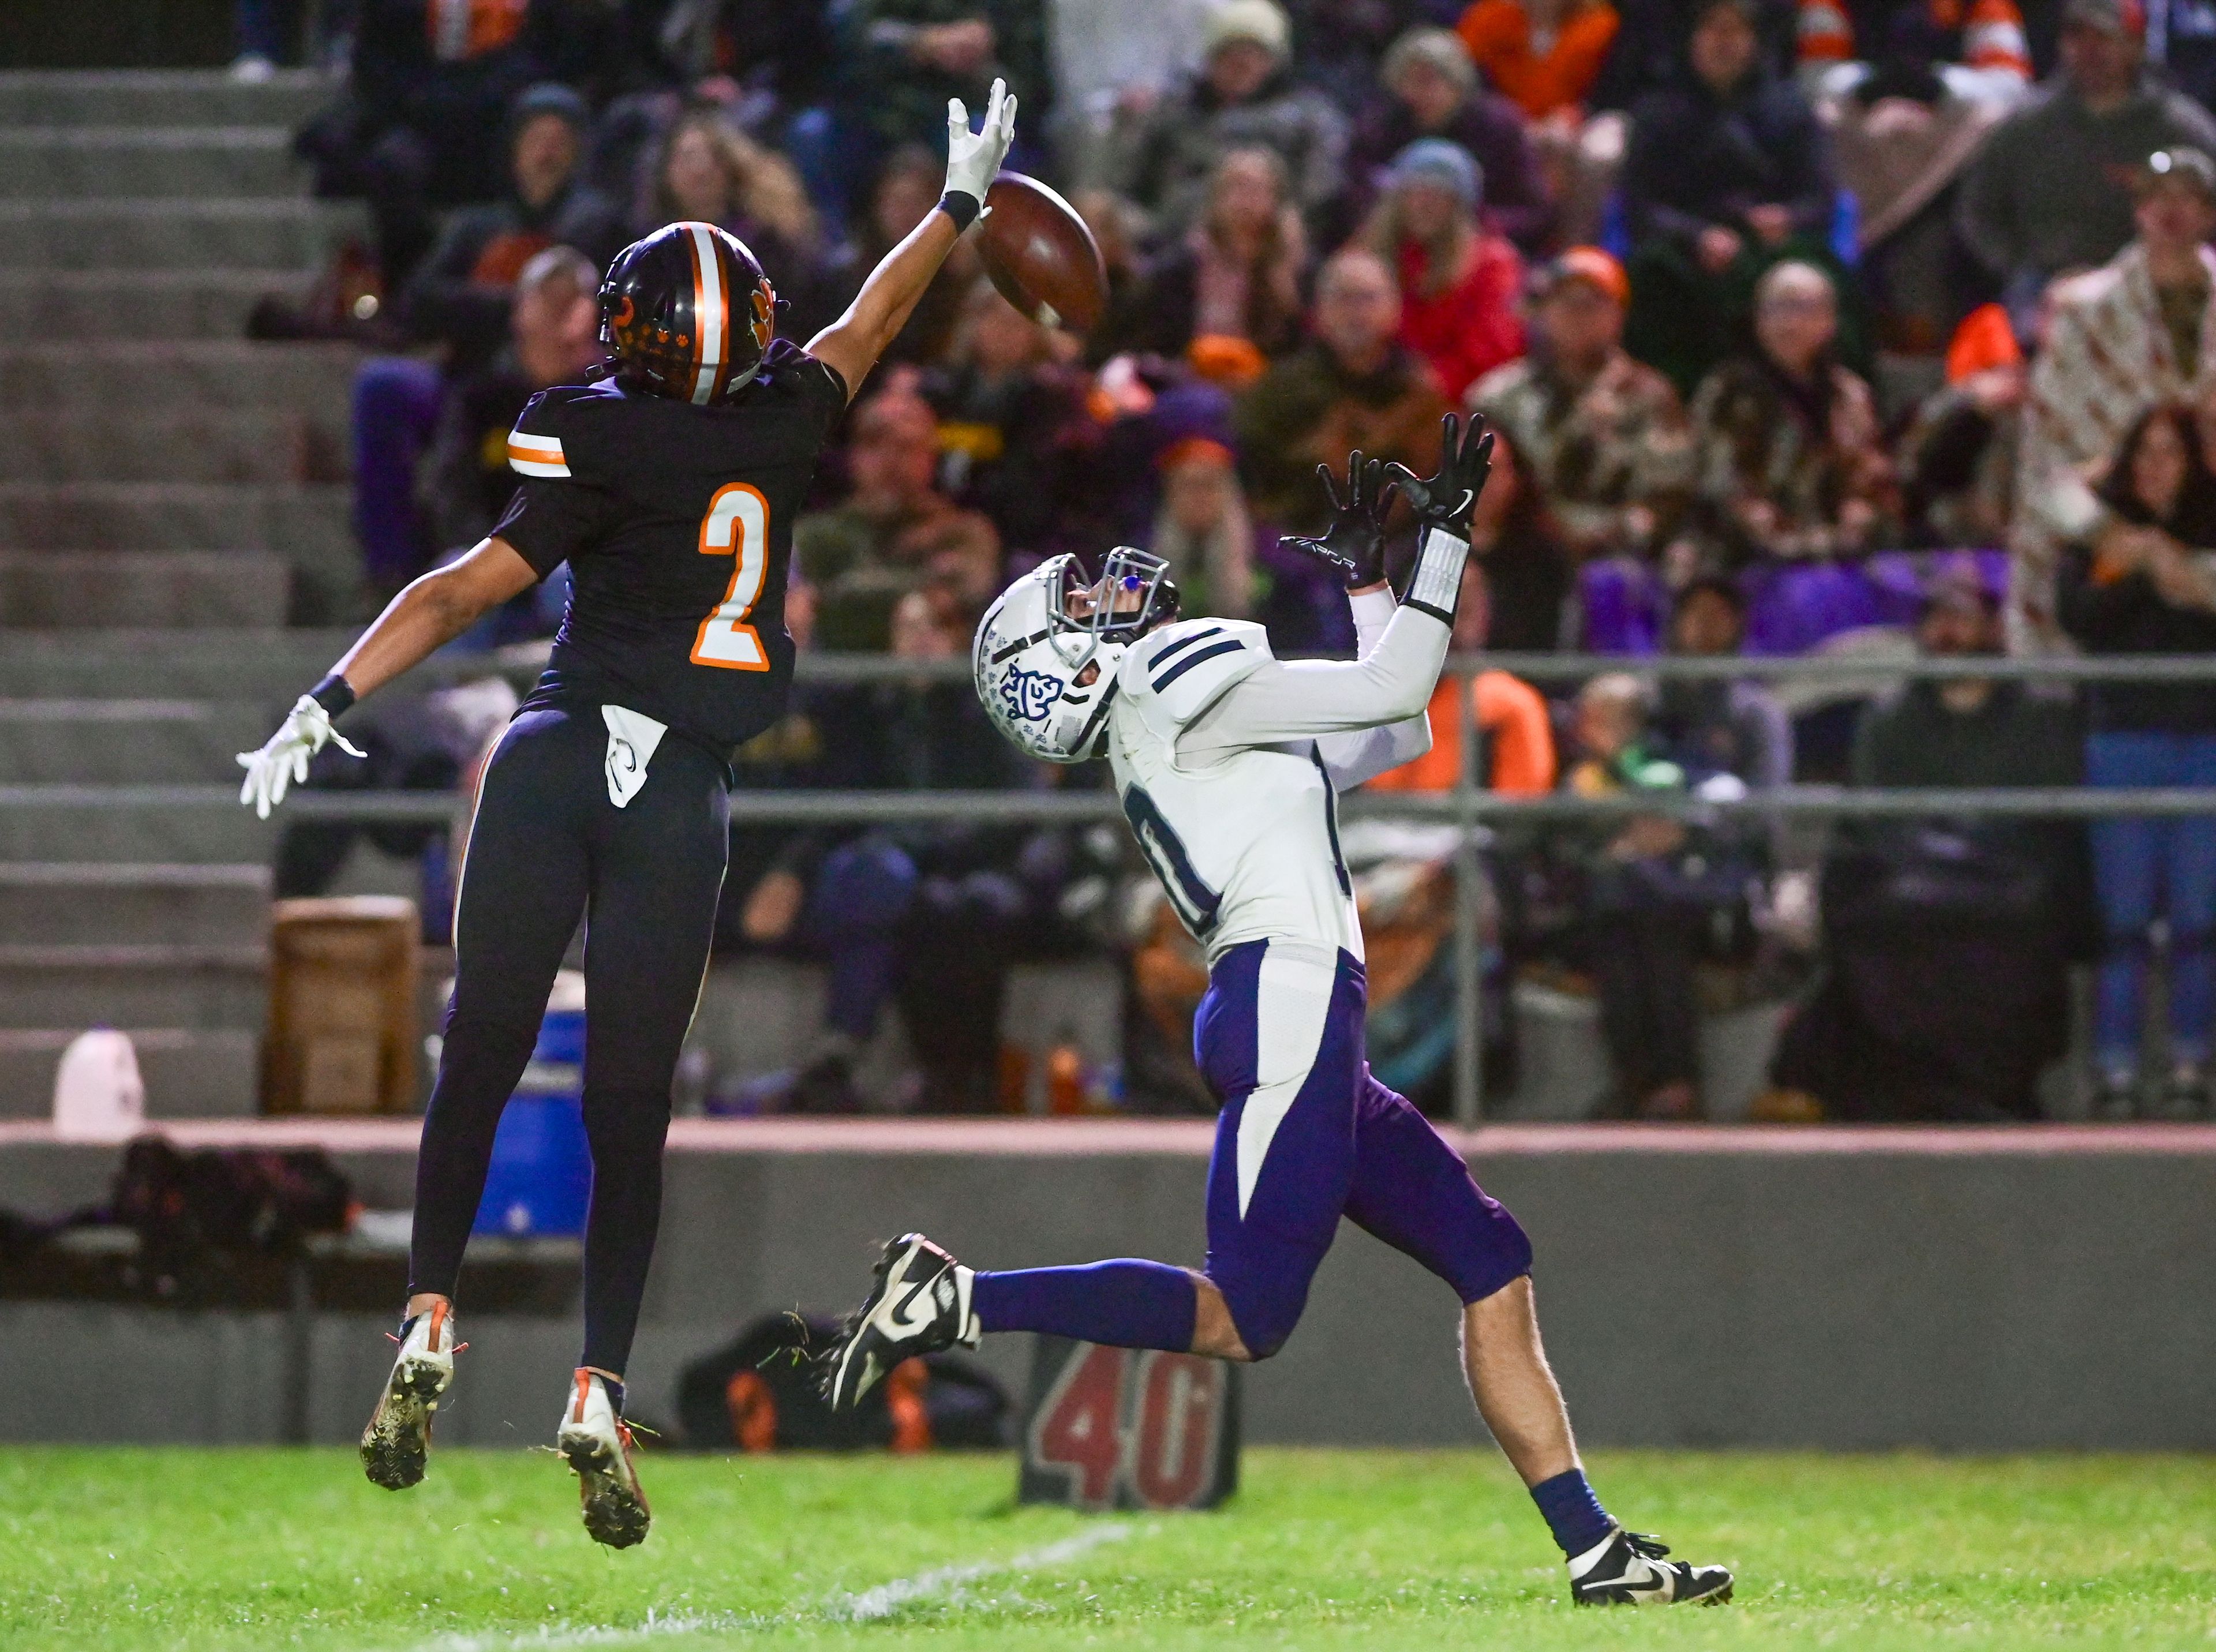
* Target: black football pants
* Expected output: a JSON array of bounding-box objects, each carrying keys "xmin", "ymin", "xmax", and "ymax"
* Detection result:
[{"xmin": 408, "ymin": 702, "xmax": 729, "ymax": 1378}]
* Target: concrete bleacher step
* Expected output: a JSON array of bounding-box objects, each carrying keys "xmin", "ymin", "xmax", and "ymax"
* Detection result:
[
  {"xmin": 0, "ymin": 703, "xmax": 277, "ymax": 784},
  {"xmin": 0, "ymin": 1028, "xmax": 258, "ymax": 1119},
  {"xmin": 0, "ymin": 792, "xmax": 275, "ymax": 864},
  {"xmin": 0, "ymin": 342, "xmax": 362, "ymax": 414},
  {"xmin": 0, "ymin": 408, "xmax": 338, "ymax": 486},
  {"xmin": 0, "ymin": 630, "xmax": 355, "ymax": 696},
  {"xmin": 0, "ymin": 482, "xmax": 349, "ymax": 555},
  {"xmin": 0, "ymin": 271, "xmax": 315, "ymax": 341},
  {"xmin": 0, "ymin": 863, "xmax": 268, "ymax": 946},
  {"xmin": 0, "ymin": 948, "xmax": 264, "ymax": 1031},
  {"xmin": 0, "ymin": 553, "xmax": 290, "ymax": 629},
  {"xmin": 0, "ymin": 129, "xmax": 302, "ymax": 200},
  {"xmin": 0, "ymin": 69, "xmax": 334, "ymax": 129},
  {"xmin": 0, "ymin": 199, "xmax": 358, "ymax": 272}
]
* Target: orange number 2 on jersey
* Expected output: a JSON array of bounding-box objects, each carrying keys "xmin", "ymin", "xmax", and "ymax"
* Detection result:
[{"xmin": 691, "ymin": 482, "xmax": 771, "ymax": 670}]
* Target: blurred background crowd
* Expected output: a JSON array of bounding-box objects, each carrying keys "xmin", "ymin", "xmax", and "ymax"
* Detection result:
[{"xmin": 234, "ymin": 0, "xmax": 2216, "ymax": 1126}]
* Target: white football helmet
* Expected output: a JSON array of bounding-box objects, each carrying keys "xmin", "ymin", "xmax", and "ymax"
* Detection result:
[{"xmin": 973, "ymin": 548, "xmax": 1177, "ymax": 762}]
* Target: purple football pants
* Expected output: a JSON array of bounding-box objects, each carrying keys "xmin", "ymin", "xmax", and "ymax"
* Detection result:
[
  {"xmin": 1195, "ymin": 940, "xmax": 1531, "ymax": 1357},
  {"xmin": 973, "ymin": 939, "xmax": 1531, "ymax": 1358}
]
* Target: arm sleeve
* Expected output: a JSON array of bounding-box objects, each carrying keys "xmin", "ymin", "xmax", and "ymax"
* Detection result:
[
  {"xmin": 1178, "ymin": 534, "xmax": 1466, "ymax": 770},
  {"xmin": 1307, "ymin": 586, "xmax": 1438, "ymax": 789}
]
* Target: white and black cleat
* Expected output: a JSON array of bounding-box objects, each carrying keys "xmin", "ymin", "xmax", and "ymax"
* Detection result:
[
  {"xmin": 557, "ymin": 1369, "xmax": 651, "ymax": 1549},
  {"xmin": 1569, "ymin": 1528, "xmax": 1734, "ymax": 1605},
  {"xmin": 821, "ymin": 1233, "xmax": 979, "ymax": 1412},
  {"xmin": 361, "ymin": 1299, "xmax": 461, "ymax": 1490}
]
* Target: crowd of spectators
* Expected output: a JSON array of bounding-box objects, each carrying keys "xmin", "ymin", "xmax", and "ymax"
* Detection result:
[{"xmin": 265, "ymin": 0, "xmax": 2216, "ymax": 1121}]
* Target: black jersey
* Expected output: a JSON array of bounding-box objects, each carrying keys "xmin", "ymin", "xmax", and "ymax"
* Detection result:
[{"xmin": 492, "ymin": 339, "xmax": 848, "ymax": 752}]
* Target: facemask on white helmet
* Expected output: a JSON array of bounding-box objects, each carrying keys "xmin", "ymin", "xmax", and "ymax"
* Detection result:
[{"xmin": 972, "ymin": 549, "xmax": 1178, "ymax": 762}]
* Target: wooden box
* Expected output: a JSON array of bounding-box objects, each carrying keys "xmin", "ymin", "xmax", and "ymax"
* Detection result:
[{"xmin": 262, "ymin": 897, "xmax": 421, "ymax": 1115}]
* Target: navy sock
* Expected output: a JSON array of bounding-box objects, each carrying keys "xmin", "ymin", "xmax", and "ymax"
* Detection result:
[
  {"xmin": 1530, "ymin": 1468, "xmax": 1614, "ymax": 1558},
  {"xmin": 972, "ymin": 1260, "xmax": 1198, "ymax": 1350}
]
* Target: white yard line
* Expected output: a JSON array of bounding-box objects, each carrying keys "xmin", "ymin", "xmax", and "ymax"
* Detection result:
[
  {"xmin": 830, "ymin": 1523, "xmax": 1131, "ymax": 1623},
  {"xmin": 409, "ymin": 1520, "xmax": 1133, "ymax": 1651}
]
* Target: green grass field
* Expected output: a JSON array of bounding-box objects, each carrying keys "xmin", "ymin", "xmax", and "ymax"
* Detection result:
[{"xmin": 2, "ymin": 1447, "xmax": 2211, "ymax": 1651}]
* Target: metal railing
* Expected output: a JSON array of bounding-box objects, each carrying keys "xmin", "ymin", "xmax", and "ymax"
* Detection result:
[{"xmin": 14, "ymin": 646, "xmax": 2216, "ymax": 1127}]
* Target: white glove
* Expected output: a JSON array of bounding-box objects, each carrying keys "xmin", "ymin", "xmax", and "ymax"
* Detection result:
[
  {"xmin": 944, "ymin": 76, "xmax": 1017, "ymax": 209},
  {"xmin": 236, "ymin": 694, "xmax": 366, "ymax": 820}
]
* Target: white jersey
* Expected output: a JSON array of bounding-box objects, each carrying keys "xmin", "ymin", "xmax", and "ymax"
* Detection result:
[{"xmin": 1103, "ymin": 529, "xmax": 1470, "ymax": 966}]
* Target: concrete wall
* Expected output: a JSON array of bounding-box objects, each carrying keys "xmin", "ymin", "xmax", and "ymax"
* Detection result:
[{"xmin": 0, "ymin": 1123, "xmax": 2210, "ymax": 1451}]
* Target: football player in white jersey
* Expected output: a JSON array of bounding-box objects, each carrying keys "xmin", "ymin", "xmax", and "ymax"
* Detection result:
[{"xmin": 822, "ymin": 419, "xmax": 1732, "ymax": 1606}]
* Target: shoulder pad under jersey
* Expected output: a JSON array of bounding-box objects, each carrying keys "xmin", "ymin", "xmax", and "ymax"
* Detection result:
[{"xmin": 1116, "ymin": 619, "xmax": 1272, "ymax": 738}]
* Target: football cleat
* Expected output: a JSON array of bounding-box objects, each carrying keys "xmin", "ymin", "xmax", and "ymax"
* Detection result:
[
  {"xmin": 361, "ymin": 1299, "xmax": 460, "ymax": 1490},
  {"xmin": 557, "ymin": 1370, "xmax": 651, "ymax": 1549},
  {"xmin": 821, "ymin": 1233, "xmax": 980, "ymax": 1412},
  {"xmin": 1569, "ymin": 1528, "xmax": 1734, "ymax": 1606}
]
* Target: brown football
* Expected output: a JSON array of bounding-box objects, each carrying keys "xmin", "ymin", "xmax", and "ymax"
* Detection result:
[{"xmin": 978, "ymin": 171, "xmax": 1109, "ymax": 334}]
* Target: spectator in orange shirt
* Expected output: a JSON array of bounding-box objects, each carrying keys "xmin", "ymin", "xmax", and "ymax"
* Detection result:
[
  {"xmin": 1457, "ymin": 0, "xmax": 1620, "ymax": 122},
  {"xmin": 1457, "ymin": 0, "xmax": 1626, "ymax": 244},
  {"xmin": 1362, "ymin": 140, "xmax": 1527, "ymax": 403},
  {"xmin": 1371, "ymin": 561, "xmax": 1559, "ymax": 796}
]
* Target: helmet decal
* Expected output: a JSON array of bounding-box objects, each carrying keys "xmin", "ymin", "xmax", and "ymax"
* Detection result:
[
  {"xmin": 750, "ymin": 277, "xmax": 776, "ymax": 354},
  {"xmin": 998, "ymin": 665, "xmax": 1062, "ymax": 722}
]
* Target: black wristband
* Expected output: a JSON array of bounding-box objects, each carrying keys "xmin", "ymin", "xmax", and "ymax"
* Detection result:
[
  {"xmin": 309, "ymin": 672, "xmax": 355, "ymax": 718},
  {"xmin": 937, "ymin": 190, "xmax": 982, "ymax": 232}
]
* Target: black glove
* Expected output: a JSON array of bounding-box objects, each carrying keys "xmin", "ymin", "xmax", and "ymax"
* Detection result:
[
  {"xmin": 1386, "ymin": 413, "xmax": 1494, "ymax": 538},
  {"xmin": 1281, "ymin": 451, "xmax": 1395, "ymax": 590}
]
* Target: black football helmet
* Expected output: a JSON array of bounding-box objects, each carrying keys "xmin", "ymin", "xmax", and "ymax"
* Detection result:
[{"xmin": 597, "ymin": 222, "xmax": 777, "ymax": 406}]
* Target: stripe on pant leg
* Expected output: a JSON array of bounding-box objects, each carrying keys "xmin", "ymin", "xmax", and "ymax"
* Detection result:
[{"xmin": 1235, "ymin": 943, "xmax": 1335, "ymax": 1219}]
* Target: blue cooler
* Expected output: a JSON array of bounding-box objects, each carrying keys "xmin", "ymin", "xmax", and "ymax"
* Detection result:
[{"xmin": 473, "ymin": 971, "xmax": 592, "ymax": 1237}]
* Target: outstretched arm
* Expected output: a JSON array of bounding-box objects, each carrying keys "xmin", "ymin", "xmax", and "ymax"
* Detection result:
[
  {"xmin": 1177, "ymin": 527, "xmax": 1467, "ymax": 767},
  {"xmin": 236, "ymin": 536, "xmax": 537, "ymax": 816},
  {"xmin": 808, "ymin": 80, "xmax": 1016, "ymax": 400},
  {"xmin": 1184, "ymin": 418, "xmax": 1493, "ymax": 782}
]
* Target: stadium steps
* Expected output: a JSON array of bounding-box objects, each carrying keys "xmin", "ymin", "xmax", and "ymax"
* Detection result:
[
  {"xmin": 0, "ymin": 484, "xmax": 354, "ymax": 622},
  {"xmin": 0, "ymin": 862, "xmax": 269, "ymax": 946},
  {"xmin": 0, "ymin": 340, "xmax": 361, "ymax": 413},
  {"xmin": 0, "ymin": 270, "xmax": 315, "ymax": 341},
  {"xmin": 0, "ymin": 482, "xmax": 350, "ymax": 556},
  {"xmin": 0, "ymin": 553, "xmax": 293, "ymax": 628},
  {"xmin": 0, "ymin": 408, "xmax": 342, "ymax": 486},
  {"xmin": 0, "ymin": 1027, "xmax": 257, "ymax": 1118},
  {"xmin": 0, "ymin": 69, "xmax": 333, "ymax": 128},
  {"xmin": 0, "ymin": 628, "xmax": 355, "ymax": 696},
  {"xmin": 0, "ymin": 197, "xmax": 364, "ymax": 271},
  {"xmin": 0, "ymin": 700, "xmax": 278, "ymax": 782},
  {"xmin": 0, "ymin": 69, "xmax": 355, "ymax": 1117},
  {"xmin": 0, "ymin": 794, "xmax": 276, "ymax": 867},
  {"xmin": 0, "ymin": 127, "xmax": 303, "ymax": 200}
]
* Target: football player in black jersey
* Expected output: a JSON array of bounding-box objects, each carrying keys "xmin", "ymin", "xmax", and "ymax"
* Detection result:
[{"xmin": 237, "ymin": 82, "xmax": 1017, "ymax": 1546}]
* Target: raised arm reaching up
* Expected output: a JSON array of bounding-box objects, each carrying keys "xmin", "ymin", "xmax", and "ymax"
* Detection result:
[{"xmin": 807, "ymin": 79, "xmax": 1016, "ymax": 400}]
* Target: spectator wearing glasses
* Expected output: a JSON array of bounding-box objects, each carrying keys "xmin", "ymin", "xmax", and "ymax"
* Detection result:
[{"xmin": 2059, "ymin": 403, "xmax": 2216, "ymax": 1118}]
